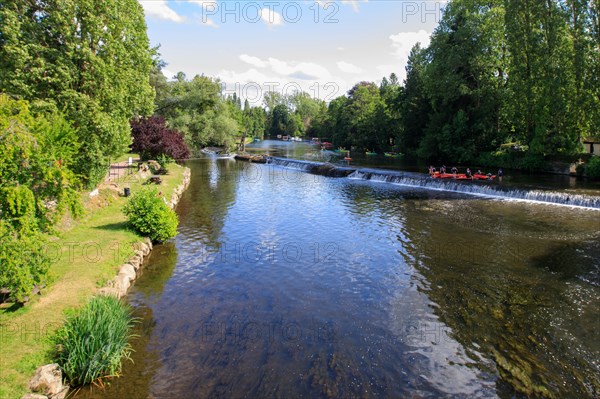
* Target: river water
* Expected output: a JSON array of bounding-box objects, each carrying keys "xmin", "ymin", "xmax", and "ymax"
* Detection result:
[{"xmin": 78, "ymin": 142, "xmax": 599, "ymax": 398}]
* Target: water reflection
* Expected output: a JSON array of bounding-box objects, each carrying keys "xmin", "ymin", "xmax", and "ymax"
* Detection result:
[
  {"xmin": 75, "ymin": 243, "xmax": 179, "ymax": 399},
  {"xmin": 77, "ymin": 158, "xmax": 600, "ymax": 399}
]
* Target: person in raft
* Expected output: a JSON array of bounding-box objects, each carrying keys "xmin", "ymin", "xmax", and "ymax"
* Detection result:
[
  {"xmin": 451, "ymin": 166, "xmax": 458, "ymax": 175},
  {"xmin": 498, "ymin": 168, "xmax": 503, "ymax": 181},
  {"xmin": 441, "ymin": 165, "xmax": 447, "ymax": 174},
  {"xmin": 429, "ymin": 165, "xmax": 436, "ymax": 175},
  {"xmin": 466, "ymin": 168, "xmax": 472, "ymax": 178}
]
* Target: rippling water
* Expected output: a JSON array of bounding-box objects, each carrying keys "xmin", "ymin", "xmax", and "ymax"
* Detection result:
[{"xmin": 78, "ymin": 156, "xmax": 600, "ymax": 399}]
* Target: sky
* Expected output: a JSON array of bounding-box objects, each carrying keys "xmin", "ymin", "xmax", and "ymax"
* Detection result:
[{"xmin": 138, "ymin": 0, "xmax": 447, "ymax": 104}]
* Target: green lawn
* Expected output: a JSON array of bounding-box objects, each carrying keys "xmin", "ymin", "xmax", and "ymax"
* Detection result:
[{"xmin": 0, "ymin": 163, "xmax": 186, "ymax": 399}]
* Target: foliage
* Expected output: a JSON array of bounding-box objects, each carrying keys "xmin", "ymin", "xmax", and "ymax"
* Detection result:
[
  {"xmin": 52, "ymin": 295, "xmax": 137, "ymax": 387},
  {"xmin": 131, "ymin": 116, "xmax": 190, "ymax": 161},
  {"xmin": 154, "ymin": 74, "xmax": 242, "ymax": 152},
  {"xmin": 307, "ymin": 0, "xmax": 599, "ymax": 165},
  {"xmin": 268, "ymin": 103, "xmax": 294, "ymax": 137},
  {"xmin": 0, "ymin": 94, "xmax": 82, "ymax": 229},
  {"xmin": 122, "ymin": 188, "xmax": 178, "ymax": 242},
  {"xmin": 0, "ymin": 221, "xmax": 51, "ymax": 303},
  {"xmin": 586, "ymin": 156, "xmax": 600, "ymax": 179},
  {"xmin": 0, "ymin": 0, "xmax": 155, "ymax": 186},
  {"xmin": 243, "ymin": 105, "xmax": 267, "ymax": 140}
]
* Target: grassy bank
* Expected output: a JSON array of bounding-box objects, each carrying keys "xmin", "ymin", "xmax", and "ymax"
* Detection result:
[{"xmin": 0, "ymin": 161, "xmax": 186, "ymax": 398}]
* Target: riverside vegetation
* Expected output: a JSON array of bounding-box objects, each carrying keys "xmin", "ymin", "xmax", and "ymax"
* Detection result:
[{"xmin": 51, "ymin": 295, "xmax": 137, "ymax": 388}]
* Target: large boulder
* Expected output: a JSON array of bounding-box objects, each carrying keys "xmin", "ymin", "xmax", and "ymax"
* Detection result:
[
  {"xmin": 129, "ymin": 255, "xmax": 142, "ymax": 270},
  {"xmin": 113, "ymin": 273, "xmax": 131, "ymax": 296},
  {"xmin": 119, "ymin": 264, "xmax": 136, "ymax": 282},
  {"xmin": 28, "ymin": 364, "xmax": 63, "ymax": 397},
  {"xmin": 140, "ymin": 242, "xmax": 150, "ymax": 256}
]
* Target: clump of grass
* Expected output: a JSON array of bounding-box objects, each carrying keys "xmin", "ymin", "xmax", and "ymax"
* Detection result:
[{"xmin": 52, "ymin": 295, "xmax": 137, "ymax": 387}]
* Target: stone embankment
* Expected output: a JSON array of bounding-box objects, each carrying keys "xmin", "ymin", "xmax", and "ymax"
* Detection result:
[
  {"xmin": 99, "ymin": 166, "xmax": 190, "ymax": 298},
  {"xmin": 21, "ymin": 167, "xmax": 191, "ymax": 399}
]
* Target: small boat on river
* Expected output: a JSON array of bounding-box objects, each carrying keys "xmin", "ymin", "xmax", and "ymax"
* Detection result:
[{"xmin": 431, "ymin": 172, "xmax": 496, "ymax": 180}]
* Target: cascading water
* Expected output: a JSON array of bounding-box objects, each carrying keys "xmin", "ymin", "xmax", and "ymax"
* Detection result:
[
  {"xmin": 267, "ymin": 157, "xmax": 600, "ymax": 209},
  {"xmin": 267, "ymin": 157, "xmax": 355, "ymax": 177},
  {"xmin": 348, "ymin": 169, "xmax": 600, "ymax": 209}
]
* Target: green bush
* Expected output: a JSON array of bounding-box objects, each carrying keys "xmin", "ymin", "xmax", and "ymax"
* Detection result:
[
  {"xmin": 0, "ymin": 94, "xmax": 82, "ymax": 228},
  {"xmin": 52, "ymin": 295, "xmax": 137, "ymax": 386},
  {"xmin": 0, "ymin": 221, "xmax": 51, "ymax": 303},
  {"xmin": 122, "ymin": 188, "xmax": 178, "ymax": 242},
  {"xmin": 586, "ymin": 156, "xmax": 600, "ymax": 179}
]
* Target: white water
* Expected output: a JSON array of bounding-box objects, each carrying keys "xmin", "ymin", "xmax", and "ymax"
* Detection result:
[{"xmin": 267, "ymin": 157, "xmax": 600, "ymax": 209}]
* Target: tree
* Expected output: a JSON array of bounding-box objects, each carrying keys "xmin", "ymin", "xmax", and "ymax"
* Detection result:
[
  {"xmin": 0, "ymin": 0, "xmax": 155, "ymax": 186},
  {"xmin": 131, "ymin": 116, "xmax": 190, "ymax": 161},
  {"xmin": 343, "ymin": 82, "xmax": 385, "ymax": 151},
  {"xmin": 0, "ymin": 94, "xmax": 81, "ymax": 227},
  {"xmin": 399, "ymin": 44, "xmax": 432, "ymax": 156},
  {"xmin": 268, "ymin": 104, "xmax": 294, "ymax": 136},
  {"xmin": 243, "ymin": 105, "xmax": 267, "ymax": 139},
  {"xmin": 418, "ymin": 0, "xmax": 506, "ymax": 162},
  {"xmin": 155, "ymin": 74, "xmax": 243, "ymax": 152},
  {"xmin": 289, "ymin": 92, "xmax": 323, "ymax": 135}
]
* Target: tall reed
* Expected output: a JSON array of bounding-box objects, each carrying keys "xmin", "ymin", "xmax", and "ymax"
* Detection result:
[{"xmin": 52, "ymin": 295, "xmax": 137, "ymax": 387}]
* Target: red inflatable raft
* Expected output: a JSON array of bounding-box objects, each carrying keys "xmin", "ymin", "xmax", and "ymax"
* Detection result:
[{"xmin": 430, "ymin": 172, "xmax": 495, "ymax": 180}]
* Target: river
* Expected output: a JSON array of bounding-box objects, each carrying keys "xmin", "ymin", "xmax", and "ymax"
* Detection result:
[{"xmin": 77, "ymin": 141, "xmax": 600, "ymax": 398}]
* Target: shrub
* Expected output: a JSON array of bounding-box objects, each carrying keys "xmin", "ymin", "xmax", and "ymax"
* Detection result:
[
  {"xmin": 122, "ymin": 188, "xmax": 178, "ymax": 242},
  {"xmin": 0, "ymin": 185, "xmax": 38, "ymax": 233},
  {"xmin": 0, "ymin": 221, "xmax": 51, "ymax": 303},
  {"xmin": 586, "ymin": 156, "xmax": 600, "ymax": 179},
  {"xmin": 130, "ymin": 116, "xmax": 190, "ymax": 161},
  {"xmin": 52, "ymin": 295, "xmax": 137, "ymax": 387},
  {"xmin": 0, "ymin": 94, "xmax": 82, "ymax": 226}
]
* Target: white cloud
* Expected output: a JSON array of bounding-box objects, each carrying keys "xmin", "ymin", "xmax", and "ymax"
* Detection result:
[
  {"xmin": 261, "ymin": 8, "xmax": 283, "ymax": 26},
  {"xmin": 240, "ymin": 54, "xmax": 268, "ymax": 68},
  {"xmin": 217, "ymin": 57, "xmax": 346, "ymax": 105},
  {"xmin": 389, "ymin": 30, "xmax": 431, "ymax": 62},
  {"xmin": 138, "ymin": 1, "xmax": 185, "ymax": 23},
  {"xmin": 341, "ymin": 0, "xmax": 368, "ymax": 12},
  {"xmin": 337, "ymin": 61, "xmax": 363, "ymax": 74}
]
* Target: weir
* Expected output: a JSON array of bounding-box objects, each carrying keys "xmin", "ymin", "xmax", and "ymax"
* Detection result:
[
  {"xmin": 267, "ymin": 157, "xmax": 600, "ymax": 209},
  {"xmin": 267, "ymin": 157, "xmax": 355, "ymax": 177}
]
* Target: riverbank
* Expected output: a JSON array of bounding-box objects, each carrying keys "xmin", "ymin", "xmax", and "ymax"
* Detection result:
[{"xmin": 0, "ymin": 162, "xmax": 188, "ymax": 398}]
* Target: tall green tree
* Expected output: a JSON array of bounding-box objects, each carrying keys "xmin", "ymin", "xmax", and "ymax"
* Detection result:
[
  {"xmin": 343, "ymin": 82, "xmax": 386, "ymax": 151},
  {"xmin": 419, "ymin": 0, "xmax": 506, "ymax": 162},
  {"xmin": 399, "ymin": 44, "xmax": 432, "ymax": 156},
  {"xmin": 268, "ymin": 103, "xmax": 294, "ymax": 137},
  {"xmin": 0, "ymin": 0, "xmax": 155, "ymax": 186}
]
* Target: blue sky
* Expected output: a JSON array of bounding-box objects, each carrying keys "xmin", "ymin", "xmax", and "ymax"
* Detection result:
[{"xmin": 138, "ymin": 1, "xmax": 447, "ymax": 104}]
